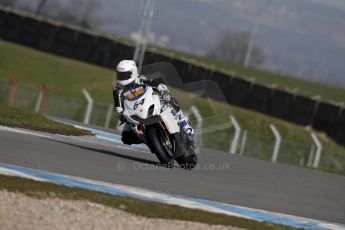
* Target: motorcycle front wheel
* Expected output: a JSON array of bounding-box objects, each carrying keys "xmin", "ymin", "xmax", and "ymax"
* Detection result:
[
  {"xmin": 147, "ymin": 126, "xmax": 175, "ymax": 168},
  {"xmin": 176, "ymin": 151, "xmax": 197, "ymax": 170}
]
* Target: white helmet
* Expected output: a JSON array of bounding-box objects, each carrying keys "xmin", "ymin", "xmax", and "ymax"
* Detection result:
[{"xmin": 116, "ymin": 60, "xmax": 139, "ymax": 86}]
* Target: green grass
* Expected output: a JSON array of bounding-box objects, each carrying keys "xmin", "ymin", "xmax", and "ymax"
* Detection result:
[
  {"xmin": 0, "ymin": 102, "xmax": 88, "ymax": 136},
  {"xmin": 0, "ymin": 39, "xmax": 344, "ymax": 175},
  {"xmin": 0, "ymin": 175, "xmax": 294, "ymax": 230},
  {"xmin": 0, "ymin": 40, "xmax": 113, "ymax": 103}
]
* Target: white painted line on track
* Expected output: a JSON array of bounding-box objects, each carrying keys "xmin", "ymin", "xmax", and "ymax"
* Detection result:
[
  {"xmin": 0, "ymin": 124, "xmax": 150, "ymax": 156},
  {"xmin": 0, "ymin": 125, "xmax": 51, "ymax": 138},
  {"xmin": 61, "ymin": 122, "xmax": 151, "ymax": 153},
  {"xmin": 67, "ymin": 135, "xmax": 140, "ymax": 152}
]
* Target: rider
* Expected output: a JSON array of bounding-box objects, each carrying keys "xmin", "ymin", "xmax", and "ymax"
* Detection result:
[{"xmin": 113, "ymin": 60, "xmax": 195, "ymax": 145}]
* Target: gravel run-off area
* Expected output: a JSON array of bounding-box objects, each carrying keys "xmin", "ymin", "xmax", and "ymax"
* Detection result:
[{"xmin": 0, "ymin": 190, "xmax": 243, "ymax": 230}]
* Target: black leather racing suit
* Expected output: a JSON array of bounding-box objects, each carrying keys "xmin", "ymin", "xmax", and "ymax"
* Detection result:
[{"xmin": 112, "ymin": 75, "xmax": 181, "ymax": 145}]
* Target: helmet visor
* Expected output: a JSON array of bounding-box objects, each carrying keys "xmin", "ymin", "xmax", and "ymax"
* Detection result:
[{"xmin": 117, "ymin": 71, "xmax": 132, "ymax": 81}]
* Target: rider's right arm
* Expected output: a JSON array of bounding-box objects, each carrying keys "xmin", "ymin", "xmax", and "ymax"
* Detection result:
[{"xmin": 113, "ymin": 86, "xmax": 124, "ymax": 115}]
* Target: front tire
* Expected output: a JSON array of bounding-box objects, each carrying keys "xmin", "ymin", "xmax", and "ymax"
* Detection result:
[
  {"xmin": 176, "ymin": 153, "xmax": 197, "ymax": 170},
  {"xmin": 147, "ymin": 126, "xmax": 174, "ymax": 167}
]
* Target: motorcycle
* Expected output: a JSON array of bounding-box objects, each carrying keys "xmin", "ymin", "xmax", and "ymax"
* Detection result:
[{"xmin": 122, "ymin": 84, "xmax": 197, "ymax": 169}]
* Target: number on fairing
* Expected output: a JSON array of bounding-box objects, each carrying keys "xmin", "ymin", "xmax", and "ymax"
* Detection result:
[{"xmin": 133, "ymin": 99, "xmax": 145, "ymax": 110}]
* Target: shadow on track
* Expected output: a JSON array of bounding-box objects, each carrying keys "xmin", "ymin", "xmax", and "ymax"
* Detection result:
[{"xmin": 42, "ymin": 138, "xmax": 164, "ymax": 166}]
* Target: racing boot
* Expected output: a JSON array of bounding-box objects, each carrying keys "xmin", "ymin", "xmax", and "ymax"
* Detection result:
[
  {"xmin": 121, "ymin": 124, "xmax": 142, "ymax": 145},
  {"xmin": 176, "ymin": 110, "xmax": 195, "ymax": 147},
  {"xmin": 121, "ymin": 130, "xmax": 142, "ymax": 145}
]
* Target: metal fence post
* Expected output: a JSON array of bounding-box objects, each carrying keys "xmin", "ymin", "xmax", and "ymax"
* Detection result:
[
  {"xmin": 310, "ymin": 132, "xmax": 322, "ymax": 168},
  {"xmin": 229, "ymin": 115, "xmax": 241, "ymax": 154},
  {"xmin": 39, "ymin": 85, "xmax": 48, "ymax": 113},
  {"xmin": 191, "ymin": 105, "xmax": 203, "ymax": 148},
  {"xmin": 82, "ymin": 89, "xmax": 93, "ymax": 124},
  {"xmin": 34, "ymin": 84, "xmax": 48, "ymax": 113},
  {"xmin": 270, "ymin": 124, "xmax": 281, "ymax": 163},
  {"xmin": 104, "ymin": 104, "xmax": 114, "ymax": 128},
  {"xmin": 34, "ymin": 91, "xmax": 43, "ymax": 113},
  {"xmin": 184, "ymin": 111, "xmax": 190, "ymax": 122},
  {"xmin": 239, "ymin": 129, "xmax": 248, "ymax": 156}
]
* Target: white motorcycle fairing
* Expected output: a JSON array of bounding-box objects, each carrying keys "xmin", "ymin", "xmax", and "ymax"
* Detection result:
[{"xmin": 122, "ymin": 85, "xmax": 180, "ymax": 134}]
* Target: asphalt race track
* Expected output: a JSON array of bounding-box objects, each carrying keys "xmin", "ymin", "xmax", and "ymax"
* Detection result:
[{"xmin": 0, "ymin": 125, "xmax": 344, "ymax": 224}]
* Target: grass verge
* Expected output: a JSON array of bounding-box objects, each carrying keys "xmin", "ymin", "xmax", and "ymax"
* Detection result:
[
  {"xmin": 0, "ymin": 102, "xmax": 88, "ymax": 136},
  {"xmin": 0, "ymin": 174, "xmax": 293, "ymax": 230},
  {"xmin": 0, "ymin": 40, "xmax": 113, "ymax": 103}
]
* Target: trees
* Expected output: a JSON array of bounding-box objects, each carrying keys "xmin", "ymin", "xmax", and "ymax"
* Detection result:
[{"xmin": 207, "ymin": 30, "xmax": 265, "ymax": 68}]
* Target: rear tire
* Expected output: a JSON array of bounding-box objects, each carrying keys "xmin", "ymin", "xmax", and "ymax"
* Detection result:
[{"xmin": 147, "ymin": 126, "xmax": 174, "ymax": 167}]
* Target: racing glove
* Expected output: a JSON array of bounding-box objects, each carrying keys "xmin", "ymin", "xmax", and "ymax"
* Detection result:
[
  {"xmin": 115, "ymin": 109, "xmax": 126, "ymax": 123},
  {"xmin": 161, "ymin": 90, "xmax": 171, "ymax": 101}
]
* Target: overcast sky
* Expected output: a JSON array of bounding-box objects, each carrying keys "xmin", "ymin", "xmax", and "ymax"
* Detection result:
[{"xmin": 305, "ymin": 0, "xmax": 345, "ymax": 11}]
